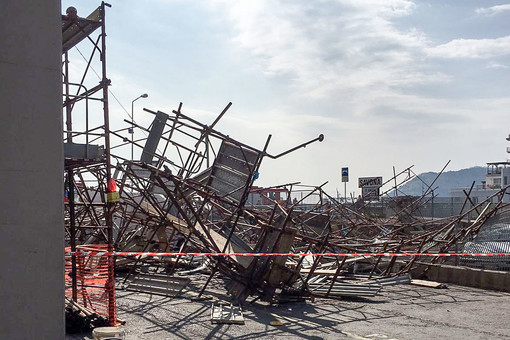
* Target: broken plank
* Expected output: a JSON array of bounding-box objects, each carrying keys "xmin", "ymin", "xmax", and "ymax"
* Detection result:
[{"xmin": 411, "ymin": 279, "xmax": 448, "ymax": 289}]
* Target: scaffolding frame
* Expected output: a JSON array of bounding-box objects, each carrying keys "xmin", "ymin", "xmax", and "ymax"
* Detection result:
[{"xmin": 62, "ymin": 2, "xmax": 116, "ymax": 325}]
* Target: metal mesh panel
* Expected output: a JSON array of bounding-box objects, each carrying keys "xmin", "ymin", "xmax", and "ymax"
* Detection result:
[{"xmin": 461, "ymin": 222, "xmax": 510, "ymax": 270}]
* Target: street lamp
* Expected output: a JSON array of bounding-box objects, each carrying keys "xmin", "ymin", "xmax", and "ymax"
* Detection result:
[{"xmin": 131, "ymin": 93, "xmax": 148, "ymax": 160}]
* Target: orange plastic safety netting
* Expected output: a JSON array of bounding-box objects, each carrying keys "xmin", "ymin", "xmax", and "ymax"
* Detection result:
[{"xmin": 65, "ymin": 244, "xmax": 117, "ymax": 324}]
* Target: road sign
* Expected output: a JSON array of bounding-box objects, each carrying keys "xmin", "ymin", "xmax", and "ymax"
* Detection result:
[
  {"xmin": 362, "ymin": 187, "xmax": 380, "ymax": 201},
  {"xmin": 341, "ymin": 167, "xmax": 349, "ymax": 182},
  {"xmin": 358, "ymin": 176, "xmax": 382, "ymax": 188}
]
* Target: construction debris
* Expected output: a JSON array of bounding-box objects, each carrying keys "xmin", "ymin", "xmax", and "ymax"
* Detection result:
[
  {"xmin": 61, "ymin": 4, "xmax": 510, "ymax": 331},
  {"xmin": 411, "ymin": 279, "xmax": 448, "ymax": 289},
  {"xmin": 65, "ymin": 297, "xmax": 109, "ymax": 334},
  {"xmin": 211, "ymin": 303, "xmax": 245, "ymax": 324},
  {"xmin": 124, "ymin": 272, "xmax": 190, "ymax": 297},
  {"xmin": 65, "ymin": 95, "xmax": 510, "ymax": 306}
]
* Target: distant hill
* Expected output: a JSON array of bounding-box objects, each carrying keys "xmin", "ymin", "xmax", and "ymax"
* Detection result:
[{"xmin": 392, "ymin": 166, "xmax": 486, "ymax": 197}]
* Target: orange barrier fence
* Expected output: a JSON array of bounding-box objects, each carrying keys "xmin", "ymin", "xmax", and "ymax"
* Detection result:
[{"xmin": 65, "ymin": 244, "xmax": 116, "ymax": 325}]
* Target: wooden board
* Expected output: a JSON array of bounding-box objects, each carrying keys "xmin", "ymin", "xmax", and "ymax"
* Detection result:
[
  {"xmin": 411, "ymin": 279, "xmax": 447, "ymax": 289},
  {"xmin": 142, "ymin": 201, "xmax": 253, "ymax": 268}
]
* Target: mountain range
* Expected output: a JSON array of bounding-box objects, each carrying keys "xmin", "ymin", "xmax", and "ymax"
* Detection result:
[{"xmin": 393, "ymin": 166, "xmax": 487, "ymax": 197}]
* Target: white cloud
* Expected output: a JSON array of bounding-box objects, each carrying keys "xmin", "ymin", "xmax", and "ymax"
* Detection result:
[
  {"xmin": 427, "ymin": 36, "xmax": 510, "ymax": 59},
  {"xmin": 213, "ymin": 0, "xmax": 432, "ymax": 100},
  {"xmin": 476, "ymin": 4, "xmax": 510, "ymax": 16},
  {"xmin": 60, "ymin": 0, "xmax": 510, "ymax": 196},
  {"xmin": 486, "ymin": 61, "xmax": 509, "ymax": 69},
  {"xmin": 204, "ymin": 1, "xmax": 510, "ymax": 192}
]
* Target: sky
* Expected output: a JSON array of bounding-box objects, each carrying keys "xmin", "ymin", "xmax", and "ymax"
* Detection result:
[{"xmin": 63, "ymin": 0, "xmax": 510, "ymax": 198}]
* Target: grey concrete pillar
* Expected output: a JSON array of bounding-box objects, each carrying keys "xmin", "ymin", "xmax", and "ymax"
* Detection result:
[{"xmin": 0, "ymin": 1, "xmax": 64, "ymax": 338}]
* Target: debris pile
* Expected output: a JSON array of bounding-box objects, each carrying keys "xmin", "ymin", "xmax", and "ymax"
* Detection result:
[
  {"xmin": 65, "ymin": 297, "xmax": 109, "ymax": 334},
  {"xmin": 66, "ymin": 101, "xmax": 510, "ymax": 305}
]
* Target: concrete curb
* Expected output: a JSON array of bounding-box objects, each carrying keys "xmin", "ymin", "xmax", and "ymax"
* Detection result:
[{"xmin": 412, "ymin": 263, "xmax": 510, "ymax": 292}]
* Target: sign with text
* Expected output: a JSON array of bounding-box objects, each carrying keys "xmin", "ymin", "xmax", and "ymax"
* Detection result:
[
  {"xmin": 358, "ymin": 176, "xmax": 383, "ymax": 188},
  {"xmin": 362, "ymin": 187, "xmax": 380, "ymax": 201},
  {"xmin": 341, "ymin": 167, "xmax": 349, "ymax": 182}
]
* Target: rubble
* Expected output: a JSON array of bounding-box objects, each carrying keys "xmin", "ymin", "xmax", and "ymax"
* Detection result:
[
  {"xmin": 65, "ymin": 297, "xmax": 109, "ymax": 334},
  {"xmin": 66, "ymin": 96, "xmax": 510, "ymax": 307}
]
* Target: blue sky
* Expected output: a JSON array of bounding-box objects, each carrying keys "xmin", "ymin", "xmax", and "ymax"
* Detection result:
[{"xmin": 64, "ymin": 0, "xmax": 510, "ymax": 197}]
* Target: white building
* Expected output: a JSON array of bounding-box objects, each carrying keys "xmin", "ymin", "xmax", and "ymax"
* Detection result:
[{"xmin": 451, "ymin": 135, "xmax": 510, "ymax": 204}]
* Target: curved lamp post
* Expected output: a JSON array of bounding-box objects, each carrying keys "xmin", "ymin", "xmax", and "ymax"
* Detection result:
[{"xmin": 131, "ymin": 93, "xmax": 148, "ymax": 160}]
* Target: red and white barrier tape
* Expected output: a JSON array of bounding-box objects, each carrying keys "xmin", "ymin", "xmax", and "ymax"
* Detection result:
[{"xmin": 64, "ymin": 251, "xmax": 510, "ymax": 257}]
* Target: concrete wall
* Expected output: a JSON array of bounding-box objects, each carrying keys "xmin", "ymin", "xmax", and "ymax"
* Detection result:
[
  {"xmin": 0, "ymin": 1, "xmax": 64, "ymax": 338},
  {"xmin": 412, "ymin": 263, "xmax": 510, "ymax": 293}
]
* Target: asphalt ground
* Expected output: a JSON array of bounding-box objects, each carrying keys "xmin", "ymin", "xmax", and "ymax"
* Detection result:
[{"xmin": 67, "ymin": 275, "xmax": 510, "ymax": 340}]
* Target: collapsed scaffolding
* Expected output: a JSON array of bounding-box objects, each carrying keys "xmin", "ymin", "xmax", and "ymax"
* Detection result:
[{"xmin": 62, "ymin": 3, "xmax": 510, "ymax": 328}]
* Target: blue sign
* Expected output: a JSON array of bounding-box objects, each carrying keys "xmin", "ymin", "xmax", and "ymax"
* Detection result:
[{"xmin": 341, "ymin": 167, "xmax": 349, "ymax": 182}]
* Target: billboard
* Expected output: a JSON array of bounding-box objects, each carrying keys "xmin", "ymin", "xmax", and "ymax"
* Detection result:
[
  {"xmin": 358, "ymin": 176, "xmax": 382, "ymax": 188},
  {"xmin": 358, "ymin": 176, "xmax": 383, "ymax": 201}
]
